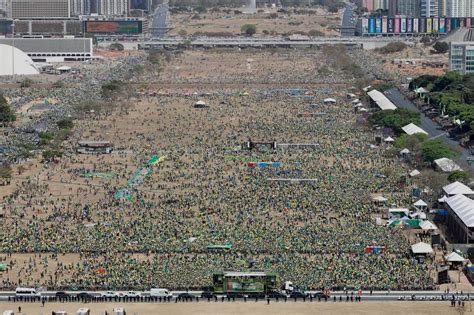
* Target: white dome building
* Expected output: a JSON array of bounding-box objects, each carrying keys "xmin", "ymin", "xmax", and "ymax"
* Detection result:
[{"xmin": 0, "ymin": 44, "xmax": 40, "ymax": 76}]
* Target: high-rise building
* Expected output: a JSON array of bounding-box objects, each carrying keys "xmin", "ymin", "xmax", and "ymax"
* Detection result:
[
  {"xmin": 450, "ymin": 42, "xmax": 474, "ymax": 74},
  {"xmin": 0, "ymin": 0, "xmax": 9, "ymax": 17},
  {"xmin": 97, "ymin": 0, "xmax": 128, "ymax": 16},
  {"xmin": 71, "ymin": 0, "xmax": 91, "ymax": 15},
  {"xmin": 130, "ymin": 0, "xmax": 149, "ymax": 11},
  {"xmin": 420, "ymin": 0, "xmax": 439, "ymax": 16},
  {"xmin": 438, "ymin": 0, "xmax": 447, "ymax": 16},
  {"xmin": 12, "ymin": 0, "xmax": 70, "ymax": 18},
  {"xmin": 446, "ymin": 0, "xmax": 473, "ymax": 16},
  {"xmin": 388, "ymin": 0, "xmax": 421, "ymax": 16}
]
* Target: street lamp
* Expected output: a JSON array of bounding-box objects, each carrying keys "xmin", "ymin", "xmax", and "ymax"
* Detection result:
[{"xmin": 10, "ymin": 21, "xmax": 14, "ymax": 79}]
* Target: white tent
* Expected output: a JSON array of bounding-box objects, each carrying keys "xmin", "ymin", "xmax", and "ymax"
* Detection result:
[
  {"xmin": 400, "ymin": 148, "xmax": 410, "ymax": 155},
  {"xmin": 373, "ymin": 195, "xmax": 388, "ymax": 202},
  {"xmin": 401, "ymin": 123, "xmax": 428, "ymax": 135},
  {"xmin": 412, "ymin": 212, "xmax": 427, "ymax": 219},
  {"xmin": 443, "ymin": 181, "xmax": 474, "ymax": 195},
  {"xmin": 353, "ymin": 103, "xmax": 363, "ymax": 107},
  {"xmin": 409, "ymin": 169, "xmax": 421, "ymax": 177},
  {"xmin": 384, "ymin": 136, "xmax": 394, "ymax": 142},
  {"xmin": 0, "ymin": 44, "xmax": 40, "ymax": 76},
  {"xmin": 419, "ymin": 220, "xmax": 438, "ymax": 230},
  {"xmin": 367, "ymin": 89, "xmax": 397, "ymax": 110},
  {"xmin": 438, "ymin": 195, "xmax": 448, "ymax": 203},
  {"xmin": 415, "ymin": 87, "xmax": 429, "ymax": 94},
  {"xmin": 445, "ymin": 252, "xmax": 466, "ymax": 263},
  {"xmin": 358, "ymin": 107, "xmax": 368, "ymax": 112},
  {"xmin": 414, "ymin": 199, "xmax": 428, "ymax": 208},
  {"xmin": 323, "ymin": 98, "xmax": 336, "ymax": 104},
  {"xmin": 434, "ymin": 158, "xmax": 462, "ymax": 173},
  {"xmin": 445, "ymin": 194, "xmax": 474, "ymax": 227},
  {"xmin": 411, "ymin": 242, "xmax": 433, "ymax": 254}
]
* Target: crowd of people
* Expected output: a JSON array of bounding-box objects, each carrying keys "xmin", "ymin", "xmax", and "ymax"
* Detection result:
[{"xmin": 0, "ymin": 48, "xmax": 435, "ymax": 292}]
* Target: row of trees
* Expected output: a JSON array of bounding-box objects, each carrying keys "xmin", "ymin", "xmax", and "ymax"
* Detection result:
[
  {"xmin": 410, "ymin": 72, "xmax": 474, "ymax": 130},
  {"xmin": 0, "ymin": 94, "xmax": 15, "ymax": 125}
]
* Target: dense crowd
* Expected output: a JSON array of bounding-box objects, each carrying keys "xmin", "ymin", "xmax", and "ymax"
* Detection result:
[{"xmin": 0, "ymin": 48, "xmax": 434, "ymax": 291}]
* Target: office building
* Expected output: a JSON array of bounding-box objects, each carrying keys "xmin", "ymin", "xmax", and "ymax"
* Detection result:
[
  {"xmin": 97, "ymin": 0, "xmax": 128, "ymax": 16},
  {"xmin": 0, "ymin": 0, "xmax": 9, "ymax": 17},
  {"xmin": 388, "ymin": 0, "xmax": 421, "ymax": 16},
  {"xmin": 130, "ymin": 0, "xmax": 149, "ymax": 11},
  {"xmin": 446, "ymin": 0, "xmax": 473, "ymax": 17},
  {"xmin": 71, "ymin": 0, "xmax": 91, "ymax": 15},
  {"xmin": 420, "ymin": 0, "xmax": 439, "ymax": 16},
  {"xmin": 12, "ymin": 0, "xmax": 70, "ymax": 19},
  {"xmin": 450, "ymin": 41, "xmax": 474, "ymax": 74}
]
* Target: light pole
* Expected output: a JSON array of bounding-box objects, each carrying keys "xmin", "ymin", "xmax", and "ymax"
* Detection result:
[{"xmin": 10, "ymin": 21, "xmax": 14, "ymax": 79}]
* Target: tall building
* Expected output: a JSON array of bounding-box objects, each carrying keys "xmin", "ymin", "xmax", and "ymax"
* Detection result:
[
  {"xmin": 438, "ymin": 0, "xmax": 447, "ymax": 16},
  {"xmin": 130, "ymin": 0, "xmax": 149, "ymax": 11},
  {"xmin": 450, "ymin": 42, "xmax": 474, "ymax": 74},
  {"xmin": 97, "ymin": 0, "xmax": 128, "ymax": 16},
  {"xmin": 446, "ymin": 0, "xmax": 473, "ymax": 16},
  {"xmin": 12, "ymin": 0, "xmax": 70, "ymax": 18},
  {"xmin": 71, "ymin": 0, "xmax": 91, "ymax": 15},
  {"xmin": 420, "ymin": 0, "xmax": 439, "ymax": 16},
  {"xmin": 0, "ymin": 0, "xmax": 9, "ymax": 17},
  {"xmin": 388, "ymin": 0, "xmax": 421, "ymax": 16}
]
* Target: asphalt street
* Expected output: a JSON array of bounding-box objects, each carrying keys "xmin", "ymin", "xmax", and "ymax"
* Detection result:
[
  {"xmin": 384, "ymin": 88, "xmax": 471, "ymax": 164},
  {"xmin": 341, "ymin": 4, "xmax": 356, "ymax": 37}
]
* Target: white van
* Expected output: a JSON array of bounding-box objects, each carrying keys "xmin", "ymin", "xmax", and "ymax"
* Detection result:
[
  {"xmin": 76, "ymin": 308, "xmax": 90, "ymax": 315},
  {"xmin": 113, "ymin": 307, "xmax": 125, "ymax": 315},
  {"xmin": 15, "ymin": 287, "xmax": 40, "ymax": 297},
  {"xmin": 3, "ymin": 311, "xmax": 14, "ymax": 315},
  {"xmin": 150, "ymin": 288, "xmax": 172, "ymax": 297}
]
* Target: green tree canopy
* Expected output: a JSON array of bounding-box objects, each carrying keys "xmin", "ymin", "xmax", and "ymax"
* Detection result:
[
  {"xmin": 368, "ymin": 108, "xmax": 420, "ymax": 133},
  {"xmin": 0, "ymin": 95, "xmax": 16, "ymax": 124},
  {"xmin": 241, "ymin": 24, "xmax": 257, "ymax": 36},
  {"xmin": 448, "ymin": 170, "xmax": 470, "ymax": 183},
  {"xmin": 432, "ymin": 41, "xmax": 449, "ymax": 54},
  {"xmin": 420, "ymin": 139, "xmax": 457, "ymax": 162}
]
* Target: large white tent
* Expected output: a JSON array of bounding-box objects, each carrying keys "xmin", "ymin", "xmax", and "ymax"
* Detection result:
[
  {"xmin": 411, "ymin": 242, "xmax": 433, "ymax": 254},
  {"xmin": 445, "ymin": 252, "xmax": 465, "ymax": 263},
  {"xmin": 0, "ymin": 44, "xmax": 39, "ymax": 76},
  {"xmin": 367, "ymin": 89, "xmax": 397, "ymax": 110},
  {"xmin": 443, "ymin": 181, "xmax": 474, "ymax": 196},
  {"xmin": 445, "ymin": 194, "xmax": 474, "ymax": 227},
  {"xmin": 401, "ymin": 123, "xmax": 428, "ymax": 136},
  {"xmin": 434, "ymin": 158, "xmax": 462, "ymax": 173}
]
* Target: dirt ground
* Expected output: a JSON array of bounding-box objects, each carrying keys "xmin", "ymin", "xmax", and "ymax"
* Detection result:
[
  {"xmin": 0, "ymin": 301, "xmax": 466, "ymax": 315},
  {"xmin": 169, "ymin": 7, "xmax": 341, "ymax": 37}
]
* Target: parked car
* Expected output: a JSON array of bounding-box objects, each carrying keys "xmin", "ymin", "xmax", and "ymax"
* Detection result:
[
  {"xmin": 150, "ymin": 288, "xmax": 173, "ymax": 298},
  {"xmin": 55, "ymin": 291, "xmax": 70, "ymax": 298},
  {"xmin": 101, "ymin": 291, "xmax": 118, "ymax": 298},
  {"xmin": 123, "ymin": 291, "xmax": 141, "ymax": 298},
  {"xmin": 226, "ymin": 293, "xmax": 245, "ymax": 299},
  {"xmin": 200, "ymin": 291, "xmax": 215, "ymax": 298},
  {"xmin": 312, "ymin": 292, "xmax": 329, "ymax": 299},
  {"xmin": 267, "ymin": 291, "xmax": 287, "ymax": 299},
  {"xmin": 76, "ymin": 292, "xmax": 94, "ymax": 299},
  {"xmin": 177, "ymin": 293, "xmax": 194, "ymax": 300},
  {"xmin": 289, "ymin": 291, "xmax": 308, "ymax": 299}
]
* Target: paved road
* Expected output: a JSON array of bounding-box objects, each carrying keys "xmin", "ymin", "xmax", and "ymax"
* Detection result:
[
  {"xmin": 384, "ymin": 88, "xmax": 471, "ymax": 164},
  {"xmin": 341, "ymin": 4, "xmax": 356, "ymax": 37}
]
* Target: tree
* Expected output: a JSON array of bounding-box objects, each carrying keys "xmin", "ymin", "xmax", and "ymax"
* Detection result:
[
  {"xmin": 420, "ymin": 139, "xmax": 457, "ymax": 162},
  {"xmin": 368, "ymin": 108, "xmax": 420, "ymax": 133},
  {"xmin": 393, "ymin": 133, "xmax": 428, "ymax": 151},
  {"xmin": 57, "ymin": 119, "xmax": 74, "ymax": 130},
  {"xmin": 432, "ymin": 41, "xmax": 449, "ymax": 54},
  {"xmin": 241, "ymin": 24, "xmax": 257, "ymax": 36},
  {"xmin": 448, "ymin": 170, "xmax": 470, "ymax": 183},
  {"xmin": 109, "ymin": 43, "xmax": 124, "ymax": 51},
  {"xmin": 0, "ymin": 95, "xmax": 16, "ymax": 124},
  {"xmin": 20, "ymin": 78, "xmax": 33, "ymax": 88}
]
